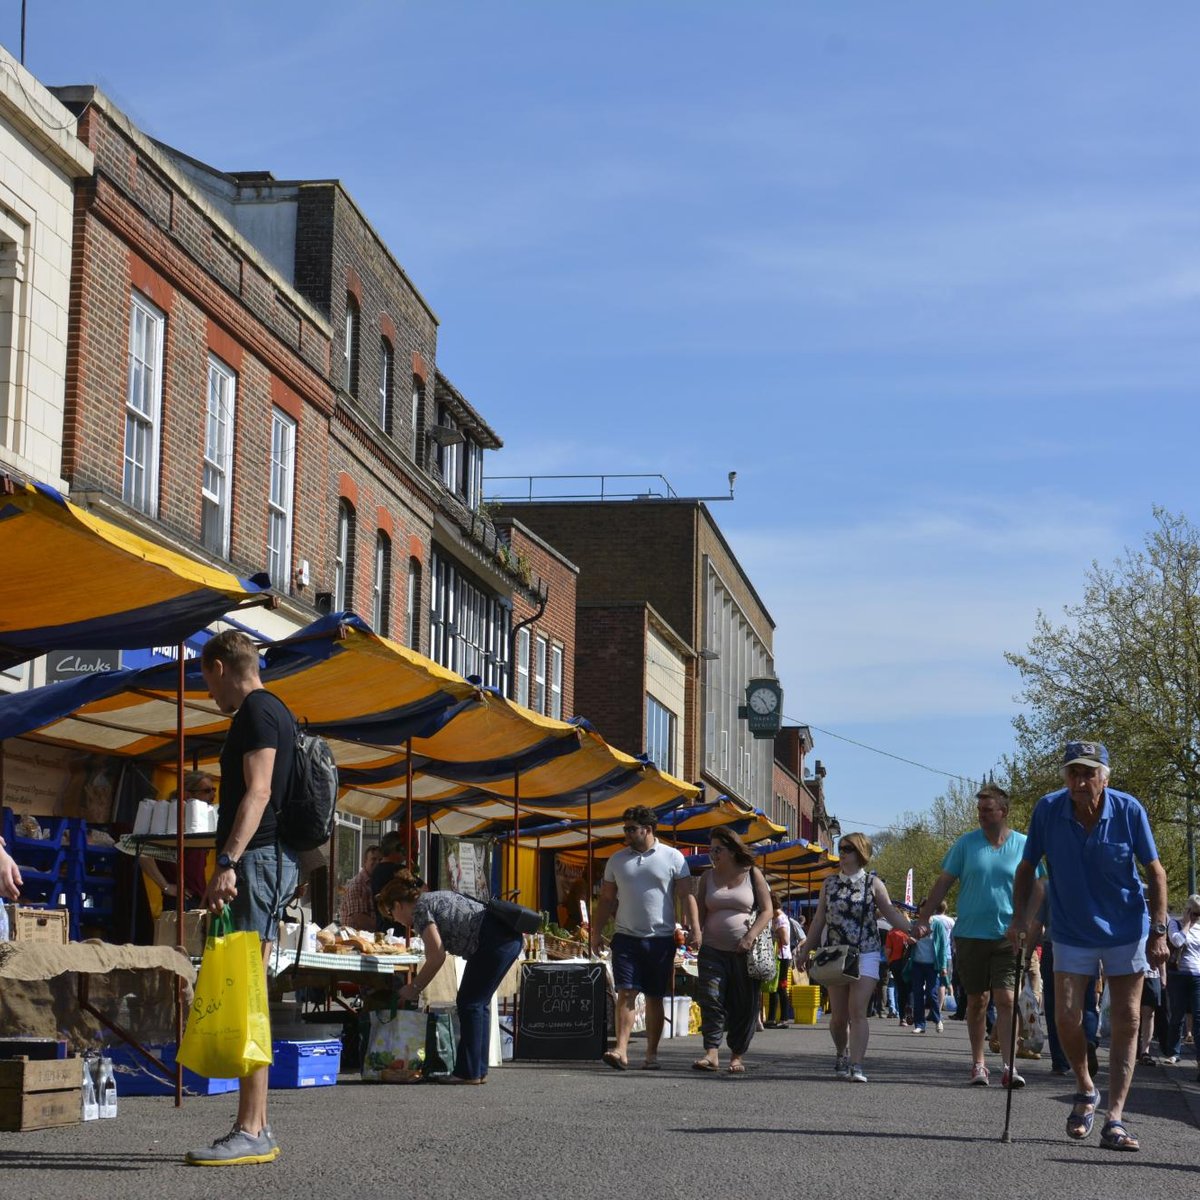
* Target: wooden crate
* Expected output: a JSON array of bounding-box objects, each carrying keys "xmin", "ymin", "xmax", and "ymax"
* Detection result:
[
  {"xmin": 12, "ymin": 907, "xmax": 70, "ymax": 945},
  {"xmin": 0, "ymin": 1056, "xmax": 82, "ymax": 1132}
]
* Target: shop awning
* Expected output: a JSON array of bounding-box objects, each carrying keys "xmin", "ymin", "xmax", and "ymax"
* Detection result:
[
  {"xmin": 0, "ymin": 479, "xmax": 271, "ymax": 669},
  {"xmin": 685, "ymin": 837, "xmax": 841, "ymax": 896}
]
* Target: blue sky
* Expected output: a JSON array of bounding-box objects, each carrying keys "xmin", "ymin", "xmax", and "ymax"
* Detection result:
[{"xmin": 14, "ymin": 3, "xmax": 1200, "ymax": 832}]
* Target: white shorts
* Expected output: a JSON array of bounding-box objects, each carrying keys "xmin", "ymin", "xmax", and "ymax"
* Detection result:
[{"xmin": 856, "ymin": 951, "xmax": 882, "ymax": 981}]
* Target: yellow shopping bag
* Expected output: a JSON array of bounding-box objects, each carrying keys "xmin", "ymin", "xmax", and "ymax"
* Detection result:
[{"xmin": 177, "ymin": 909, "xmax": 273, "ymax": 1079}]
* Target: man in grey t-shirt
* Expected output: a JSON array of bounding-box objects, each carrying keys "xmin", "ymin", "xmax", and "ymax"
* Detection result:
[{"xmin": 591, "ymin": 805, "xmax": 700, "ymax": 1070}]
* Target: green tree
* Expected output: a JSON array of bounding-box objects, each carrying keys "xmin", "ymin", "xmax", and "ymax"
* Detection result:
[{"xmin": 1004, "ymin": 508, "xmax": 1200, "ymax": 898}]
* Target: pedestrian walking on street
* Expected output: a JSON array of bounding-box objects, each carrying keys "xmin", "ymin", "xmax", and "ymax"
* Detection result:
[
  {"xmin": 765, "ymin": 891, "xmax": 795, "ymax": 1028},
  {"xmin": 796, "ymin": 832, "xmax": 914, "ymax": 1083},
  {"xmin": 885, "ymin": 923, "xmax": 914, "ymax": 1024},
  {"xmin": 1010, "ymin": 741, "xmax": 1170, "ymax": 1153},
  {"xmin": 187, "ymin": 630, "xmax": 301, "ymax": 1167},
  {"xmin": 693, "ymin": 827, "xmax": 773, "ymax": 1073},
  {"xmin": 590, "ymin": 805, "xmax": 700, "ymax": 1071},
  {"xmin": 1164, "ymin": 894, "xmax": 1200, "ymax": 1078},
  {"xmin": 909, "ymin": 897, "xmax": 951, "ymax": 1034},
  {"xmin": 913, "ymin": 783, "xmax": 1044, "ymax": 1090}
]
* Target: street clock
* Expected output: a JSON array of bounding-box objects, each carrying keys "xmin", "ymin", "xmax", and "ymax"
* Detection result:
[{"xmin": 741, "ymin": 677, "xmax": 783, "ymax": 739}]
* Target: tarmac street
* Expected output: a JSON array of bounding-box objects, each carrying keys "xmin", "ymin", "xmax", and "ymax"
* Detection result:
[{"xmin": 1, "ymin": 1017, "xmax": 1196, "ymax": 1199}]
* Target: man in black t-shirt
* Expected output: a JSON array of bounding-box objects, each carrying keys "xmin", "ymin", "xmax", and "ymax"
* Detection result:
[{"xmin": 186, "ymin": 630, "xmax": 298, "ymax": 1168}]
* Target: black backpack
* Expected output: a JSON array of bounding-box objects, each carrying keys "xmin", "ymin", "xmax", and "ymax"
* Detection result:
[{"xmin": 273, "ymin": 719, "xmax": 339, "ymax": 851}]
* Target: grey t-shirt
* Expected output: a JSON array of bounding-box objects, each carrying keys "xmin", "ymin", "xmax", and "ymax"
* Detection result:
[
  {"xmin": 412, "ymin": 890, "xmax": 486, "ymax": 958},
  {"xmin": 603, "ymin": 843, "xmax": 690, "ymax": 938}
]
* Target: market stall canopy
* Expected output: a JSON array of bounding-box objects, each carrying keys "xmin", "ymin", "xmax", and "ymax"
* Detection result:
[
  {"xmin": 686, "ymin": 837, "xmax": 841, "ymax": 897},
  {"xmin": 0, "ymin": 479, "xmax": 271, "ymax": 669},
  {"xmin": 0, "ymin": 613, "xmax": 701, "ymax": 819}
]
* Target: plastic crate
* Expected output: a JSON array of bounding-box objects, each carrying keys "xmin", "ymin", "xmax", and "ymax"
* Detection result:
[
  {"xmin": 105, "ymin": 1044, "xmax": 238, "ymax": 1096},
  {"xmin": 268, "ymin": 1039, "xmax": 341, "ymax": 1089}
]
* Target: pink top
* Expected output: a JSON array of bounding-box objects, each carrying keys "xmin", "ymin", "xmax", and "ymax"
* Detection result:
[{"xmin": 702, "ymin": 869, "xmax": 755, "ymax": 952}]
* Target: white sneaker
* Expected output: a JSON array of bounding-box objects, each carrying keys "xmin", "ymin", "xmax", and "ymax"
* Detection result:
[
  {"xmin": 834, "ymin": 1054, "xmax": 850, "ymax": 1079},
  {"xmin": 1000, "ymin": 1064, "xmax": 1025, "ymax": 1089},
  {"xmin": 936, "ymin": 1021, "xmax": 944, "ymax": 1033},
  {"xmin": 848, "ymin": 1064, "xmax": 868, "ymax": 1083},
  {"xmin": 970, "ymin": 1063, "xmax": 989, "ymax": 1086}
]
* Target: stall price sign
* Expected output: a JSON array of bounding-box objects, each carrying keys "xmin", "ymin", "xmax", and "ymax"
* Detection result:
[{"xmin": 515, "ymin": 962, "xmax": 607, "ymax": 1061}]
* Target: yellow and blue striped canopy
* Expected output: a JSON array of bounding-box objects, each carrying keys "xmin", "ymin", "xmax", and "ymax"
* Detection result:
[{"xmin": 0, "ymin": 480, "xmax": 270, "ymax": 669}]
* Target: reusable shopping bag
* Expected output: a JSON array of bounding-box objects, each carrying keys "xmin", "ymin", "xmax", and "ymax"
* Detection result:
[
  {"xmin": 361, "ymin": 1004, "xmax": 428, "ymax": 1082},
  {"xmin": 1017, "ymin": 977, "xmax": 1046, "ymax": 1053},
  {"xmin": 422, "ymin": 1009, "xmax": 461, "ymax": 1078},
  {"xmin": 177, "ymin": 908, "xmax": 274, "ymax": 1079}
]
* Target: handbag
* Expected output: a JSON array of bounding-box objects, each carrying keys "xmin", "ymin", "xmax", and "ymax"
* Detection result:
[
  {"xmin": 361, "ymin": 1004, "xmax": 429, "ymax": 1082},
  {"xmin": 745, "ymin": 869, "xmax": 777, "ymax": 982},
  {"xmin": 486, "ymin": 897, "xmax": 542, "ymax": 935},
  {"xmin": 177, "ymin": 909, "xmax": 273, "ymax": 1079},
  {"xmin": 808, "ymin": 944, "xmax": 861, "ymax": 985}
]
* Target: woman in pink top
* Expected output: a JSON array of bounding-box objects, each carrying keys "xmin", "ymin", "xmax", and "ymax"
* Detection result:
[{"xmin": 693, "ymin": 827, "xmax": 773, "ymax": 1074}]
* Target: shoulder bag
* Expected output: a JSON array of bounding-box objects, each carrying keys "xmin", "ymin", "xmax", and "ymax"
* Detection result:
[
  {"xmin": 808, "ymin": 872, "xmax": 876, "ymax": 987},
  {"xmin": 745, "ymin": 868, "xmax": 777, "ymax": 982}
]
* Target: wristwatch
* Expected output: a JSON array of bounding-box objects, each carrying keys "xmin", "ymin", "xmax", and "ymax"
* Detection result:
[
  {"xmin": 216, "ymin": 852, "xmax": 239, "ymax": 871},
  {"xmin": 1150, "ymin": 921, "xmax": 1168, "ymax": 936}
]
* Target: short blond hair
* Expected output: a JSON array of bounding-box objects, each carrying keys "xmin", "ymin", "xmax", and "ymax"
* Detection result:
[{"xmin": 838, "ymin": 832, "xmax": 873, "ymax": 863}]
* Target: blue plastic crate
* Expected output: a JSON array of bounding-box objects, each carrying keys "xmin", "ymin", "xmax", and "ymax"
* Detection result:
[
  {"xmin": 106, "ymin": 1044, "xmax": 238, "ymax": 1096},
  {"xmin": 268, "ymin": 1038, "xmax": 341, "ymax": 1089}
]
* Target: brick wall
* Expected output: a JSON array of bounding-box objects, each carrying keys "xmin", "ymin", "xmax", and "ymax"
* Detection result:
[{"xmin": 573, "ymin": 603, "xmax": 646, "ymax": 754}]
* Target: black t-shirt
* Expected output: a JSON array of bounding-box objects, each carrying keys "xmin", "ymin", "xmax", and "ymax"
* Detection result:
[{"xmin": 216, "ymin": 689, "xmax": 295, "ymax": 853}]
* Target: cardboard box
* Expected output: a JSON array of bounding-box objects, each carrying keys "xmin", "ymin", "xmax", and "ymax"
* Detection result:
[
  {"xmin": 154, "ymin": 909, "xmax": 208, "ymax": 957},
  {"xmin": 11, "ymin": 907, "xmax": 69, "ymax": 945},
  {"xmin": 0, "ymin": 1056, "xmax": 81, "ymax": 1132}
]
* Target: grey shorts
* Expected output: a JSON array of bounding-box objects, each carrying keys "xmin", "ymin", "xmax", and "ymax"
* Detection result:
[{"xmin": 230, "ymin": 843, "xmax": 299, "ymax": 942}]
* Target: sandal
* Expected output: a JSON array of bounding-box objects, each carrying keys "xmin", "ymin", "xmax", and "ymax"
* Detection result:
[
  {"xmin": 1066, "ymin": 1088, "xmax": 1100, "ymax": 1140},
  {"xmin": 1099, "ymin": 1120, "xmax": 1140, "ymax": 1152},
  {"xmin": 727, "ymin": 1062, "xmax": 746, "ymax": 1074},
  {"xmin": 601, "ymin": 1051, "xmax": 627, "ymax": 1071},
  {"xmin": 641, "ymin": 1059, "xmax": 662, "ymax": 1071},
  {"xmin": 692, "ymin": 1059, "xmax": 719, "ymax": 1072}
]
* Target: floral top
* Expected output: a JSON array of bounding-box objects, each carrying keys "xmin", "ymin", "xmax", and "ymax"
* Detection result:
[
  {"xmin": 823, "ymin": 870, "xmax": 880, "ymax": 953},
  {"xmin": 412, "ymin": 890, "xmax": 486, "ymax": 958}
]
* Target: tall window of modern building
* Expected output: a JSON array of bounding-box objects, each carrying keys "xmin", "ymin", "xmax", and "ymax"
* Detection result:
[
  {"xmin": 267, "ymin": 408, "xmax": 296, "ymax": 591},
  {"xmin": 549, "ymin": 643, "xmax": 563, "ymax": 719},
  {"xmin": 334, "ymin": 499, "xmax": 356, "ymax": 611},
  {"xmin": 532, "ymin": 634, "xmax": 548, "ymax": 714},
  {"xmin": 411, "ymin": 377, "xmax": 423, "ymax": 463},
  {"xmin": 123, "ymin": 292, "xmax": 165, "ymax": 515},
  {"xmin": 464, "ymin": 441, "xmax": 484, "ymax": 511},
  {"xmin": 343, "ymin": 295, "xmax": 359, "ymax": 396},
  {"xmin": 372, "ymin": 531, "xmax": 391, "ymax": 634},
  {"xmin": 378, "ymin": 338, "xmax": 393, "ymax": 435},
  {"xmin": 405, "ymin": 557, "xmax": 421, "ymax": 648},
  {"xmin": 514, "ymin": 627, "xmax": 530, "ymax": 706},
  {"xmin": 201, "ymin": 355, "xmax": 236, "ymax": 557},
  {"xmin": 646, "ymin": 695, "xmax": 677, "ymax": 775}
]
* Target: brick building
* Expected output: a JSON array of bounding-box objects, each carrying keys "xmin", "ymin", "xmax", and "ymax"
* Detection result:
[
  {"xmin": 770, "ymin": 724, "xmax": 834, "ymax": 845},
  {"xmin": 494, "ymin": 498, "xmax": 776, "ymax": 806}
]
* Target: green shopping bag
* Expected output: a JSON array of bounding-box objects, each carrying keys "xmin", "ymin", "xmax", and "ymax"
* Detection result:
[{"xmin": 177, "ymin": 909, "xmax": 273, "ymax": 1079}]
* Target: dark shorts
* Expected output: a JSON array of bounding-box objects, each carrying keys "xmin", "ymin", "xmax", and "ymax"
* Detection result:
[
  {"xmin": 955, "ymin": 936, "xmax": 1019, "ymax": 995},
  {"xmin": 610, "ymin": 933, "xmax": 676, "ymax": 998},
  {"xmin": 230, "ymin": 843, "xmax": 299, "ymax": 942},
  {"xmin": 1141, "ymin": 974, "xmax": 1162, "ymax": 1007}
]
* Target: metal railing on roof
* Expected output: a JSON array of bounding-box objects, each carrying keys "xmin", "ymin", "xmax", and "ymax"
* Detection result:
[{"xmin": 485, "ymin": 473, "xmax": 681, "ymax": 503}]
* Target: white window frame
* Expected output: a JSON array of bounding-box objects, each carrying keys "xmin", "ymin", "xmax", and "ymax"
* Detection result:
[
  {"xmin": 124, "ymin": 292, "xmax": 165, "ymax": 516},
  {"xmin": 550, "ymin": 643, "xmax": 563, "ymax": 719},
  {"xmin": 343, "ymin": 296, "xmax": 358, "ymax": 395},
  {"xmin": 267, "ymin": 408, "xmax": 296, "ymax": 591},
  {"xmin": 372, "ymin": 531, "xmax": 390, "ymax": 633},
  {"xmin": 515, "ymin": 627, "xmax": 530, "ymax": 707},
  {"xmin": 533, "ymin": 634, "xmax": 548, "ymax": 715},
  {"xmin": 334, "ymin": 500, "xmax": 353, "ymax": 611},
  {"xmin": 646, "ymin": 694, "xmax": 677, "ymax": 775},
  {"xmin": 379, "ymin": 339, "xmax": 392, "ymax": 434},
  {"xmin": 201, "ymin": 354, "xmax": 236, "ymax": 557},
  {"xmin": 406, "ymin": 557, "xmax": 421, "ymax": 648},
  {"xmin": 411, "ymin": 378, "xmax": 422, "ymax": 460}
]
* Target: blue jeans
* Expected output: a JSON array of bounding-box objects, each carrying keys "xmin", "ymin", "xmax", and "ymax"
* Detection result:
[
  {"xmin": 910, "ymin": 961, "xmax": 942, "ymax": 1029},
  {"xmin": 1041, "ymin": 942, "xmax": 1099, "ymax": 1071},
  {"xmin": 455, "ymin": 913, "xmax": 522, "ymax": 1081},
  {"xmin": 1165, "ymin": 972, "xmax": 1200, "ymax": 1062}
]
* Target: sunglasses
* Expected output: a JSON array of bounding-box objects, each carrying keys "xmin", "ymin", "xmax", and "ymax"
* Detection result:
[{"xmin": 622, "ymin": 824, "xmax": 648, "ymax": 834}]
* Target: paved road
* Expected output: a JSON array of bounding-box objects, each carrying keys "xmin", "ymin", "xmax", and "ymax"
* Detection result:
[{"xmin": 2, "ymin": 1016, "xmax": 1197, "ymax": 1199}]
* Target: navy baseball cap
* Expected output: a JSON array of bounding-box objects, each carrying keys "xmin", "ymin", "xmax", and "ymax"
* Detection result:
[{"xmin": 1063, "ymin": 740, "xmax": 1109, "ymax": 769}]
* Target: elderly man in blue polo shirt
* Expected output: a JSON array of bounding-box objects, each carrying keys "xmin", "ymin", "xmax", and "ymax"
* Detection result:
[{"xmin": 1009, "ymin": 741, "xmax": 1169, "ymax": 1154}]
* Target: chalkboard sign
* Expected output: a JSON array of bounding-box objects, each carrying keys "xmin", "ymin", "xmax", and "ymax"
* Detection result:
[{"xmin": 515, "ymin": 962, "xmax": 607, "ymax": 1060}]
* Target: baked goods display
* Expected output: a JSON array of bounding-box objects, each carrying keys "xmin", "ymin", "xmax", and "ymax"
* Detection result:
[{"xmin": 316, "ymin": 925, "xmax": 410, "ymax": 956}]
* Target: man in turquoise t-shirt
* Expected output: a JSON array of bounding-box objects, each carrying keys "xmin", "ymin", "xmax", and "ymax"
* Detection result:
[{"xmin": 915, "ymin": 783, "xmax": 1043, "ymax": 1089}]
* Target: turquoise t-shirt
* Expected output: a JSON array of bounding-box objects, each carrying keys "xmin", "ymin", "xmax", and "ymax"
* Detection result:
[{"xmin": 941, "ymin": 828, "xmax": 1042, "ymax": 939}]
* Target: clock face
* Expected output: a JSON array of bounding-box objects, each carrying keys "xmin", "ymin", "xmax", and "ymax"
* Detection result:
[{"xmin": 749, "ymin": 687, "xmax": 778, "ymax": 715}]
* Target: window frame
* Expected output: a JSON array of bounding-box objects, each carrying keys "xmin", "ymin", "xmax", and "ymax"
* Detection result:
[
  {"xmin": 334, "ymin": 499, "xmax": 355, "ymax": 612},
  {"xmin": 549, "ymin": 642, "xmax": 563, "ymax": 719},
  {"xmin": 378, "ymin": 338, "xmax": 393, "ymax": 435},
  {"xmin": 532, "ymin": 634, "xmax": 548, "ymax": 715},
  {"xmin": 372, "ymin": 530, "xmax": 391, "ymax": 634},
  {"xmin": 201, "ymin": 353, "xmax": 236, "ymax": 557},
  {"xmin": 123, "ymin": 291, "xmax": 165, "ymax": 516},
  {"xmin": 406, "ymin": 556, "xmax": 421, "ymax": 649},
  {"xmin": 343, "ymin": 294, "xmax": 359, "ymax": 396},
  {"xmin": 267, "ymin": 408, "xmax": 296, "ymax": 591},
  {"xmin": 646, "ymin": 693, "xmax": 678, "ymax": 775},
  {"xmin": 515, "ymin": 627, "xmax": 530, "ymax": 707}
]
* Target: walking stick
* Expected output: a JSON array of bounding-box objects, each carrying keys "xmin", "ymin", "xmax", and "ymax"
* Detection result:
[{"xmin": 1000, "ymin": 934, "xmax": 1027, "ymax": 1144}]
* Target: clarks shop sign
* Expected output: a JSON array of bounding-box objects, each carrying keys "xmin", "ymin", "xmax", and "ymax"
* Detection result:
[{"xmin": 46, "ymin": 649, "xmax": 122, "ymax": 684}]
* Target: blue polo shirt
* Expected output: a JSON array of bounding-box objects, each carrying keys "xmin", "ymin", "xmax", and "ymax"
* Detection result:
[
  {"xmin": 1022, "ymin": 787, "xmax": 1158, "ymax": 949},
  {"xmin": 941, "ymin": 828, "xmax": 1041, "ymax": 939}
]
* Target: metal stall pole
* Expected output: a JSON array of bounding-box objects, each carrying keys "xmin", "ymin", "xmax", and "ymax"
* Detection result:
[
  {"xmin": 405, "ymin": 739, "xmax": 415, "ymax": 870},
  {"xmin": 585, "ymin": 789, "xmax": 593, "ymax": 944},
  {"xmin": 512, "ymin": 769, "xmax": 521, "ymax": 899},
  {"xmin": 173, "ymin": 645, "xmax": 186, "ymax": 1107}
]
